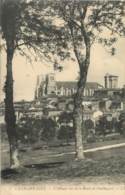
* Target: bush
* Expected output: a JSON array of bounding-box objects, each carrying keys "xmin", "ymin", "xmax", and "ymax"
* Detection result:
[
  {"xmin": 17, "ymin": 116, "xmax": 57, "ymax": 144},
  {"xmin": 40, "ymin": 117, "xmax": 57, "ymax": 142},
  {"xmin": 84, "ymin": 119, "xmax": 94, "ymax": 130},
  {"xmin": 58, "ymin": 125, "xmax": 75, "ymax": 143},
  {"xmin": 118, "ymin": 112, "xmax": 125, "ymax": 135},
  {"xmin": 17, "ymin": 117, "xmax": 39, "ymax": 143},
  {"xmin": 58, "ymin": 111, "xmax": 73, "ymax": 124},
  {"xmin": 95, "ymin": 115, "xmax": 114, "ymax": 136}
]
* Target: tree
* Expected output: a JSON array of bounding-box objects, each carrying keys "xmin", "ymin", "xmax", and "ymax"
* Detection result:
[
  {"xmin": 41, "ymin": 117, "xmax": 57, "ymax": 143},
  {"xmin": 1, "ymin": 0, "xmax": 23, "ymax": 169},
  {"xmin": 0, "ymin": 0, "xmax": 62, "ymax": 168},
  {"xmin": 1, "ymin": 0, "xmax": 125, "ymax": 166},
  {"xmin": 45, "ymin": 0, "xmax": 125, "ymax": 159},
  {"xmin": 58, "ymin": 111, "xmax": 73, "ymax": 124}
]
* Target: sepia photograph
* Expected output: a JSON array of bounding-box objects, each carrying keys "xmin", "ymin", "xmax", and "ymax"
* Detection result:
[{"xmin": 0, "ymin": 0, "xmax": 125, "ymax": 193}]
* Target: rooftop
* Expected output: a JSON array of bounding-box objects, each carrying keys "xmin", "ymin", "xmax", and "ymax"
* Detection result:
[
  {"xmin": 56, "ymin": 81, "xmax": 103, "ymax": 89},
  {"xmin": 105, "ymin": 73, "xmax": 118, "ymax": 78}
]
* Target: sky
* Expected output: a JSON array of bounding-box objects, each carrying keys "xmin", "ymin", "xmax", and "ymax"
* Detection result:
[{"xmin": 0, "ymin": 38, "xmax": 125, "ymax": 101}]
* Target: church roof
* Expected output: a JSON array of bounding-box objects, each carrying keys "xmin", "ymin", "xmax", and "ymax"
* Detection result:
[
  {"xmin": 56, "ymin": 81, "xmax": 103, "ymax": 89},
  {"xmin": 105, "ymin": 73, "xmax": 118, "ymax": 77}
]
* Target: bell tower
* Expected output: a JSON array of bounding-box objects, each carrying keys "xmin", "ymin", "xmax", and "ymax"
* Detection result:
[
  {"xmin": 46, "ymin": 73, "xmax": 56, "ymax": 95},
  {"xmin": 104, "ymin": 73, "xmax": 118, "ymax": 89}
]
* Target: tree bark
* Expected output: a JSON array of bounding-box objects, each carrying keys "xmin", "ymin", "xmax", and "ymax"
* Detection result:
[
  {"xmin": 73, "ymin": 108, "xmax": 84, "ymax": 159},
  {"xmin": 71, "ymin": 24, "xmax": 91, "ymax": 160},
  {"xmin": 73, "ymin": 77, "xmax": 86, "ymax": 159},
  {"xmin": 4, "ymin": 41, "xmax": 20, "ymax": 169}
]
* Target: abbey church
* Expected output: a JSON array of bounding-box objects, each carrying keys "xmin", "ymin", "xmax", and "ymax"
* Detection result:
[{"xmin": 34, "ymin": 73, "xmax": 104, "ymax": 101}]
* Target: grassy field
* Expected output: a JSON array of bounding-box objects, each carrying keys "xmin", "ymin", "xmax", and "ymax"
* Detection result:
[
  {"xmin": 2, "ymin": 138, "xmax": 125, "ymax": 169},
  {"xmin": 1, "ymin": 138, "xmax": 125, "ymax": 185},
  {"xmin": 1, "ymin": 156, "xmax": 125, "ymax": 185}
]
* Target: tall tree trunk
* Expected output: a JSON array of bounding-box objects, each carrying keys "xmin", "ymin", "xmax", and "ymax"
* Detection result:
[
  {"xmin": 73, "ymin": 38, "xmax": 91, "ymax": 160},
  {"xmin": 73, "ymin": 77, "xmax": 86, "ymax": 159},
  {"xmin": 69, "ymin": 17, "xmax": 91, "ymax": 159},
  {"xmin": 4, "ymin": 41, "xmax": 20, "ymax": 169}
]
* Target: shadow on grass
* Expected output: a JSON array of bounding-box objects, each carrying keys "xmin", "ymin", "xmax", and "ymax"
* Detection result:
[
  {"xmin": 1, "ymin": 161, "xmax": 65, "ymax": 180},
  {"xmin": 24, "ymin": 161, "xmax": 65, "ymax": 169},
  {"xmin": 1, "ymin": 168, "xmax": 19, "ymax": 179}
]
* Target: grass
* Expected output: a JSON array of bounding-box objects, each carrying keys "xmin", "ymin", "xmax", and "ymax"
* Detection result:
[
  {"xmin": 1, "ymin": 137, "xmax": 125, "ymax": 185},
  {"xmin": 1, "ymin": 156, "xmax": 125, "ymax": 185}
]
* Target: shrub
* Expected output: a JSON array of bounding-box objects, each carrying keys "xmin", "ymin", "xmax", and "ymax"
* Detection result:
[
  {"xmin": 17, "ymin": 116, "xmax": 57, "ymax": 144},
  {"xmin": 58, "ymin": 125, "xmax": 75, "ymax": 142},
  {"xmin": 84, "ymin": 119, "xmax": 94, "ymax": 130},
  {"xmin": 118, "ymin": 112, "xmax": 125, "ymax": 135},
  {"xmin": 58, "ymin": 111, "xmax": 73, "ymax": 124},
  {"xmin": 40, "ymin": 117, "xmax": 57, "ymax": 142},
  {"xmin": 57, "ymin": 111, "xmax": 75, "ymax": 143},
  {"xmin": 95, "ymin": 116, "xmax": 107, "ymax": 136}
]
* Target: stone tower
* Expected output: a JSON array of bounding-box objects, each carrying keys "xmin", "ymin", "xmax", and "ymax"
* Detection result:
[
  {"xmin": 45, "ymin": 73, "xmax": 56, "ymax": 95},
  {"xmin": 104, "ymin": 73, "xmax": 118, "ymax": 89},
  {"xmin": 34, "ymin": 74, "xmax": 46, "ymax": 100},
  {"xmin": 34, "ymin": 73, "xmax": 56, "ymax": 100}
]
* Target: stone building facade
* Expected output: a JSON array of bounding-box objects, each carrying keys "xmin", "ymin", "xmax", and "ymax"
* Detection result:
[{"xmin": 34, "ymin": 73, "xmax": 103, "ymax": 100}]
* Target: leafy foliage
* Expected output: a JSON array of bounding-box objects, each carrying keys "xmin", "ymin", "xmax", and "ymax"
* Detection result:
[
  {"xmin": 58, "ymin": 125, "xmax": 75, "ymax": 142},
  {"xmin": 58, "ymin": 111, "xmax": 73, "ymax": 124},
  {"xmin": 43, "ymin": 0, "xmax": 125, "ymax": 62},
  {"xmin": 84, "ymin": 119, "xmax": 94, "ymax": 130},
  {"xmin": 1, "ymin": 0, "xmax": 65, "ymax": 64},
  {"xmin": 17, "ymin": 116, "xmax": 57, "ymax": 143}
]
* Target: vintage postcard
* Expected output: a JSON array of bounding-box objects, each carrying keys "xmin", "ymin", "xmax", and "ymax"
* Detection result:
[{"xmin": 0, "ymin": 0, "xmax": 125, "ymax": 194}]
